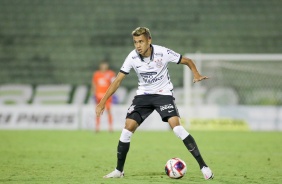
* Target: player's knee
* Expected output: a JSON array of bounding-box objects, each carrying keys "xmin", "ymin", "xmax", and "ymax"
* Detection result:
[
  {"xmin": 124, "ymin": 118, "xmax": 139, "ymax": 132},
  {"xmin": 167, "ymin": 116, "xmax": 181, "ymax": 128},
  {"xmin": 119, "ymin": 128, "xmax": 133, "ymax": 143},
  {"xmin": 173, "ymin": 126, "xmax": 189, "ymax": 140}
]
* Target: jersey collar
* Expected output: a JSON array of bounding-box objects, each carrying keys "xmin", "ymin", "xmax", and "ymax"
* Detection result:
[{"xmin": 136, "ymin": 44, "xmax": 154, "ymax": 62}]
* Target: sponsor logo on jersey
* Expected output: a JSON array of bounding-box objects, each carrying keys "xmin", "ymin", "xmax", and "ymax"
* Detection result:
[
  {"xmin": 160, "ymin": 104, "xmax": 174, "ymax": 111},
  {"xmin": 132, "ymin": 55, "xmax": 139, "ymax": 59},
  {"xmin": 146, "ymin": 65, "xmax": 154, "ymax": 70},
  {"xmin": 140, "ymin": 72, "xmax": 157, "ymax": 76},
  {"xmin": 154, "ymin": 52, "xmax": 163, "ymax": 57},
  {"xmin": 140, "ymin": 72, "xmax": 163, "ymax": 83},
  {"xmin": 144, "ymin": 92, "xmax": 152, "ymax": 95},
  {"xmin": 167, "ymin": 49, "xmax": 179, "ymax": 57}
]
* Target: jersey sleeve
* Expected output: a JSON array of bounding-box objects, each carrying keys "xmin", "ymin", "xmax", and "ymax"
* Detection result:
[
  {"xmin": 165, "ymin": 48, "xmax": 182, "ymax": 64},
  {"xmin": 120, "ymin": 54, "xmax": 133, "ymax": 74}
]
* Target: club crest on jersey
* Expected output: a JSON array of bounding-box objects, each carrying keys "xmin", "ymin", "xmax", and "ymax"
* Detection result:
[
  {"xmin": 154, "ymin": 59, "xmax": 163, "ymax": 68},
  {"xmin": 127, "ymin": 105, "xmax": 136, "ymax": 113},
  {"xmin": 160, "ymin": 104, "xmax": 174, "ymax": 111}
]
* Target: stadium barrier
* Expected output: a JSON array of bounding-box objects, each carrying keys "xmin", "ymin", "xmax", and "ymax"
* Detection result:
[
  {"xmin": 0, "ymin": 105, "xmax": 79, "ymax": 130},
  {"xmin": 189, "ymin": 118, "xmax": 249, "ymax": 131},
  {"xmin": 0, "ymin": 105, "xmax": 281, "ymax": 131},
  {"xmin": 0, "ymin": 105, "xmax": 170, "ymax": 131}
]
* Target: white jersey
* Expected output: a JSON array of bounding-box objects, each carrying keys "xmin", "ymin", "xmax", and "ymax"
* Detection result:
[{"xmin": 120, "ymin": 44, "xmax": 182, "ymax": 96}]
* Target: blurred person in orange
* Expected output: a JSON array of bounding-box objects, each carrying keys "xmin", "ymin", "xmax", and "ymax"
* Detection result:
[{"xmin": 92, "ymin": 61, "xmax": 116, "ymax": 132}]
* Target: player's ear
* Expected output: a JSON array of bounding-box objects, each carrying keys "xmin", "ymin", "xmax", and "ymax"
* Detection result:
[{"xmin": 148, "ymin": 37, "xmax": 152, "ymax": 44}]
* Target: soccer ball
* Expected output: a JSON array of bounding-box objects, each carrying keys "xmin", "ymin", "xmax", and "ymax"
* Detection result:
[{"xmin": 165, "ymin": 158, "xmax": 187, "ymax": 179}]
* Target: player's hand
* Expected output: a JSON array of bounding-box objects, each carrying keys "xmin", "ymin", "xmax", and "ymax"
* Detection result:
[
  {"xmin": 96, "ymin": 103, "xmax": 105, "ymax": 117},
  {"xmin": 193, "ymin": 75, "xmax": 209, "ymax": 83}
]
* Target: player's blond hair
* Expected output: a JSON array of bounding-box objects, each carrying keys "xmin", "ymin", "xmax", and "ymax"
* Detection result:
[{"xmin": 131, "ymin": 27, "xmax": 151, "ymax": 39}]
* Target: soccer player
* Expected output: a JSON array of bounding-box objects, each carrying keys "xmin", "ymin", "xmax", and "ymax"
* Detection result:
[
  {"xmin": 96, "ymin": 27, "xmax": 214, "ymax": 180},
  {"xmin": 92, "ymin": 61, "xmax": 115, "ymax": 132}
]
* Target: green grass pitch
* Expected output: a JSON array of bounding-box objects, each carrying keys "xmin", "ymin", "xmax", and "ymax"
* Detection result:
[{"xmin": 0, "ymin": 130, "xmax": 281, "ymax": 184}]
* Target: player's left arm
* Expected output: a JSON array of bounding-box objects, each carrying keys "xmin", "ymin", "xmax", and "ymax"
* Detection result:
[{"xmin": 179, "ymin": 56, "xmax": 209, "ymax": 83}]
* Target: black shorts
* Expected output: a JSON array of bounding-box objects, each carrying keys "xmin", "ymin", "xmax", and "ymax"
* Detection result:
[{"xmin": 126, "ymin": 94, "xmax": 180, "ymax": 125}]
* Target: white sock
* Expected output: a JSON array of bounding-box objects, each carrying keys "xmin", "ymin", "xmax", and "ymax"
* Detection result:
[
  {"xmin": 119, "ymin": 128, "xmax": 133, "ymax": 143},
  {"xmin": 173, "ymin": 126, "xmax": 189, "ymax": 140}
]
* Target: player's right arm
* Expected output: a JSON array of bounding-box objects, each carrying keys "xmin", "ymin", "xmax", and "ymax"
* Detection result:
[{"xmin": 96, "ymin": 72, "xmax": 126, "ymax": 117}]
